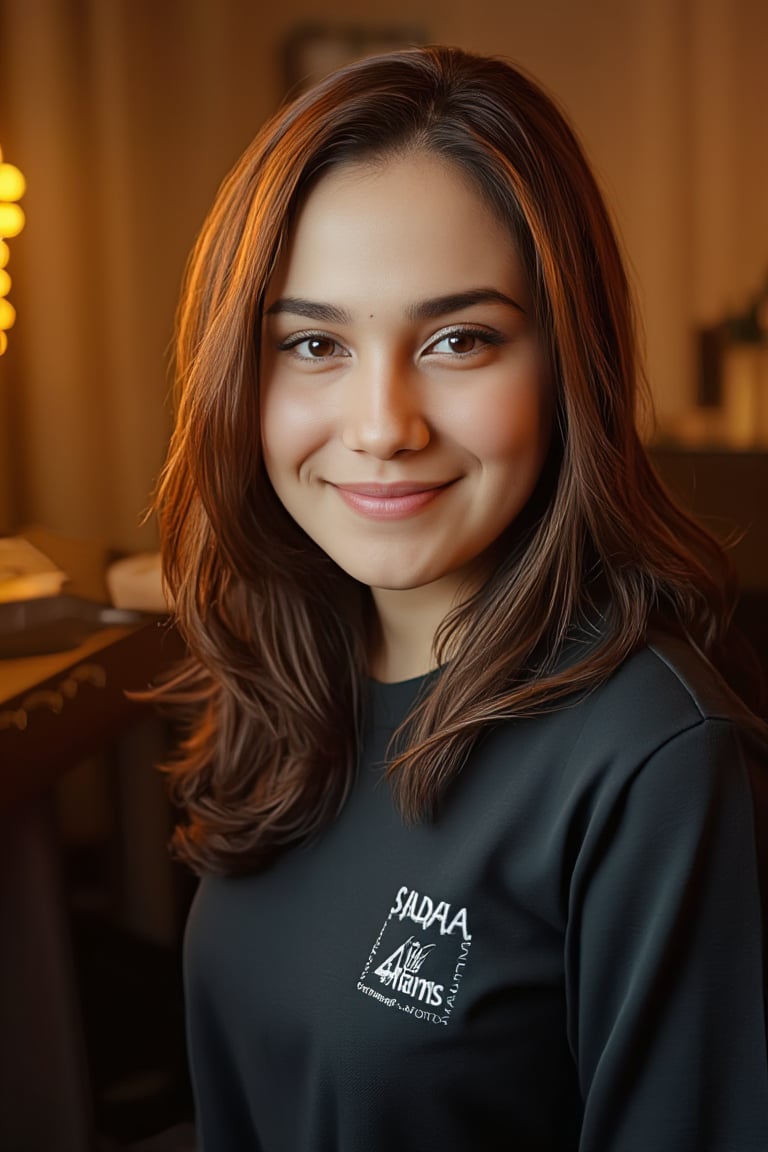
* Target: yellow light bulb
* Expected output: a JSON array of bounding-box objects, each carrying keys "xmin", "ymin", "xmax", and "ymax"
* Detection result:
[
  {"xmin": 0, "ymin": 148, "xmax": 24, "ymax": 354},
  {"xmin": 0, "ymin": 202, "xmax": 25, "ymax": 238},
  {"xmin": 0, "ymin": 297, "xmax": 16, "ymax": 330},
  {"xmin": 0, "ymin": 163, "xmax": 26, "ymax": 202}
]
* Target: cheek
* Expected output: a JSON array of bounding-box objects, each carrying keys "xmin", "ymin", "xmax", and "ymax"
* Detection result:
[
  {"xmin": 260, "ymin": 386, "xmax": 329, "ymax": 478},
  {"xmin": 452, "ymin": 381, "xmax": 552, "ymax": 467}
]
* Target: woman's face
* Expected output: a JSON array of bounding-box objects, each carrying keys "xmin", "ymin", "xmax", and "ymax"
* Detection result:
[{"xmin": 260, "ymin": 150, "xmax": 552, "ymax": 605}]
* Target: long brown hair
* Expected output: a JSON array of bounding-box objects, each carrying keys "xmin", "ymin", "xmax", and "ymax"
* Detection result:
[{"xmin": 155, "ymin": 45, "xmax": 758, "ymax": 875}]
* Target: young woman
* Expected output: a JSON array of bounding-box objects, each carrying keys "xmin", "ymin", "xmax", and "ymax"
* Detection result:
[{"xmin": 155, "ymin": 45, "xmax": 768, "ymax": 1150}]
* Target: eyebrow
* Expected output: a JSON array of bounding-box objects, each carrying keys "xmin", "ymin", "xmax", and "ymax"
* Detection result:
[
  {"xmin": 264, "ymin": 288, "xmax": 526, "ymax": 324},
  {"xmin": 406, "ymin": 289, "xmax": 526, "ymax": 320},
  {"xmin": 264, "ymin": 297, "xmax": 349, "ymax": 323}
]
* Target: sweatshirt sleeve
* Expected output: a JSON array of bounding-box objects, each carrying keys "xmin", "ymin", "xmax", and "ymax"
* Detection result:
[{"xmin": 566, "ymin": 717, "xmax": 768, "ymax": 1151}]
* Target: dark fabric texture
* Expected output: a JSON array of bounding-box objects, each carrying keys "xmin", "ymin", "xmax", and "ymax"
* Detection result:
[{"xmin": 183, "ymin": 631, "xmax": 768, "ymax": 1150}]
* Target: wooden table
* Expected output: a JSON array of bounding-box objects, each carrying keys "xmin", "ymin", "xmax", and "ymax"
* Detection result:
[{"xmin": 0, "ymin": 617, "xmax": 184, "ymax": 811}]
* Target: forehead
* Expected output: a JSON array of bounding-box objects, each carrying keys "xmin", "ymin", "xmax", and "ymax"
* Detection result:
[{"xmin": 266, "ymin": 150, "xmax": 528, "ymax": 307}]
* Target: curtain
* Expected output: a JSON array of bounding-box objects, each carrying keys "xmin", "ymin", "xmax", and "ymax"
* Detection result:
[{"xmin": 0, "ymin": 0, "xmax": 285, "ymax": 550}]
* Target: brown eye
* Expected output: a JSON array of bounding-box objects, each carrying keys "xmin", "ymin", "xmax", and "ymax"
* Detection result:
[
  {"xmin": 445, "ymin": 333, "xmax": 476, "ymax": 354},
  {"xmin": 306, "ymin": 337, "xmax": 336, "ymax": 357},
  {"xmin": 278, "ymin": 333, "xmax": 348, "ymax": 360},
  {"xmin": 428, "ymin": 329, "xmax": 488, "ymax": 356}
]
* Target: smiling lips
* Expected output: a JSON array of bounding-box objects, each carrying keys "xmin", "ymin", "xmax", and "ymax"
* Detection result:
[{"xmin": 332, "ymin": 481, "xmax": 453, "ymax": 520}]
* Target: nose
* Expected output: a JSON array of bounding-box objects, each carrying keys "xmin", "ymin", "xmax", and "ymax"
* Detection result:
[{"xmin": 341, "ymin": 355, "xmax": 430, "ymax": 458}]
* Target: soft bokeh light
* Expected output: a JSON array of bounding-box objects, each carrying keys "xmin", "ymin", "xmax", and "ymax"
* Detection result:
[
  {"xmin": 0, "ymin": 146, "xmax": 24, "ymax": 355},
  {"xmin": 0, "ymin": 162, "xmax": 26, "ymax": 202},
  {"xmin": 0, "ymin": 297, "xmax": 16, "ymax": 329},
  {"xmin": 0, "ymin": 202, "xmax": 25, "ymax": 239}
]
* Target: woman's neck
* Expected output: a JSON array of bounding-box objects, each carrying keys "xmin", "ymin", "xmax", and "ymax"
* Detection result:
[{"xmin": 367, "ymin": 582, "xmax": 460, "ymax": 683}]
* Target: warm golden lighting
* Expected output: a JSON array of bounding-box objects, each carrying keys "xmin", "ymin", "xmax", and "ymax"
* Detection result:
[
  {"xmin": 0, "ymin": 298, "xmax": 15, "ymax": 328},
  {"xmin": 0, "ymin": 162, "xmax": 26, "ymax": 202},
  {"xmin": 0, "ymin": 201, "xmax": 24, "ymax": 237},
  {"xmin": 0, "ymin": 145, "xmax": 25, "ymax": 356},
  {"xmin": 0, "ymin": 202, "xmax": 25, "ymax": 238}
]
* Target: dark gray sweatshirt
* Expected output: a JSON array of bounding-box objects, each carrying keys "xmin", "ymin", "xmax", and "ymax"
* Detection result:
[{"xmin": 184, "ymin": 631, "xmax": 768, "ymax": 1150}]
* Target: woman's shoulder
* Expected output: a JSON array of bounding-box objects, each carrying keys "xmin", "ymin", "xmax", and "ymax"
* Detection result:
[
  {"xmin": 559, "ymin": 618, "xmax": 755, "ymax": 728},
  {"xmin": 551, "ymin": 625, "xmax": 767, "ymax": 796},
  {"xmin": 621, "ymin": 627, "xmax": 747, "ymax": 723}
]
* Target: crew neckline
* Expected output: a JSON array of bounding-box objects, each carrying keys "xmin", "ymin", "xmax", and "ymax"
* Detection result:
[{"xmin": 364, "ymin": 668, "xmax": 440, "ymax": 728}]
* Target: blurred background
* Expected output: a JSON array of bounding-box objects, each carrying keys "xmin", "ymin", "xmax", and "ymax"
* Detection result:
[
  {"xmin": 0, "ymin": 2, "xmax": 766, "ymax": 1150},
  {"xmin": 1, "ymin": 0, "xmax": 767, "ymax": 550}
]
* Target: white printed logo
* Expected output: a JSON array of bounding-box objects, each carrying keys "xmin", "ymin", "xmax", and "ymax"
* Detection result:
[
  {"xmin": 374, "ymin": 937, "xmax": 442, "ymax": 1006},
  {"xmin": 358, "ymin": 886, "xmax": 472, "ymax": 1026}
]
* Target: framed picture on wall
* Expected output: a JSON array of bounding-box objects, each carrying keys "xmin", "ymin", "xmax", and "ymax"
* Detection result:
[{"xmin": 283, "ymin": 24, "xmax": 427, "ymax": 96}]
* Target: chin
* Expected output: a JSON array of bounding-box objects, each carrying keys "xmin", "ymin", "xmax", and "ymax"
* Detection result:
[{"xmin": 357, "ymin": 572, "xmax": 432, "ymax": 593}]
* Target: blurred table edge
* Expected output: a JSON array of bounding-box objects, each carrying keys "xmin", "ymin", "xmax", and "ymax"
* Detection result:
[{"xmin": 0, "ymin": 618, "xmax": 185, "ymax": 815}]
